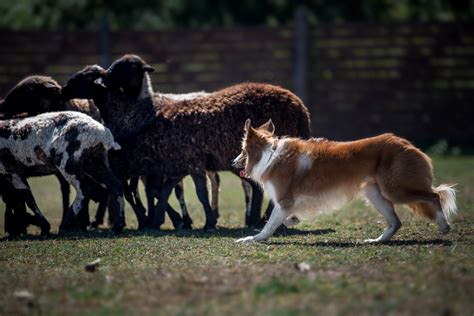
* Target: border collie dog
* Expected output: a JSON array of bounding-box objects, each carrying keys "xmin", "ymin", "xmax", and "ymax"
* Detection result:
[{"xmin": 233, "ymin": 119, "xmax": 457, "ymax": 243}]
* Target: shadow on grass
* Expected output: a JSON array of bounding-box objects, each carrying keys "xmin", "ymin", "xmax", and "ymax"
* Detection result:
[
  {"xmin": 0, "ymin": 226, "xmax": 336, "ymax": 242},
  {"xmin": 267, "ymin": 239, "xmax": 453, "ymax": 247}
]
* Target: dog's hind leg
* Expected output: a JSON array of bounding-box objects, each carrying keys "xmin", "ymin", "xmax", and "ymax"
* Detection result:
[
  {"xmin": 364, "ymin": 182, "xmax": 401, "ymax": 243},
  {"xmin": 236, "ymin": 204, "xmax": 287, "ymax": 243}
]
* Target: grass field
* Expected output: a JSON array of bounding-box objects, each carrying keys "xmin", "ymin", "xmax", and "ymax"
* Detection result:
[{"xmin": 0, "ymin": 156, "xmax": 473, "ymax": 315}]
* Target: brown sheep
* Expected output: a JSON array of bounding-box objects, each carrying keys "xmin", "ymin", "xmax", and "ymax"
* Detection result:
[{"xmin": 102, "ymin": 54, "xmax": 312, "ymax": 230}]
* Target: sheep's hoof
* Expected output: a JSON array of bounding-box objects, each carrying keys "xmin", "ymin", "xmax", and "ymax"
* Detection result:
[
  {"xmin": 182, "ymin": 223, "xmax": 193, "ymax": 230},
  {"xmin": 203, "ymin": 224, "xmax": 216, "ymax": 232},
  {"xmin": 40, "ymin": 226, "xmax": 51, "ymax": 236},
  {"xmin": 90, "ymin": 220, "xmax": 102, "ymax": 229},
  {"xmin": 182, "ymin": 217, "xmax": 193, "ymax": 230},
  {"xmin": 174, "ymin": 222, "xmax": 185, "ymax": 231},
  {"xmin": 112, "ymin": 225, "xmax": 124, "ymax": 235}
]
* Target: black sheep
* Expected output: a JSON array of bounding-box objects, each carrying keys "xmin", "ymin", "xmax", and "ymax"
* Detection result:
[{"xmin": 103, "ymin": 54, "xmax": 311, "ymax": 229}]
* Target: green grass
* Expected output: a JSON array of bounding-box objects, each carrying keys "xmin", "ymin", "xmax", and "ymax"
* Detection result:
[{"xmin": 0, "ymin": 156, "xmax": 473, "ymax": 315}]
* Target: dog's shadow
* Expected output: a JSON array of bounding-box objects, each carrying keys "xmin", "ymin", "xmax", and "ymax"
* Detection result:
[{"xmin": 0, "ymin": 227, "xmax": 454, "ymax": 247}]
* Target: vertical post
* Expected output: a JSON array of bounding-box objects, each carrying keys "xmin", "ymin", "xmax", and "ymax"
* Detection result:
[
  {"xmin": 99, "ymin": 15, "xmax": 111, "ymax": 68},
  {"xmin": 293, "ymin": 6, "xmax": 309, "ymax": 105}
]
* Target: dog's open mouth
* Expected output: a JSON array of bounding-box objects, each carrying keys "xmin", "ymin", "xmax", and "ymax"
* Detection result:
[{"xmin": 239, "ymin": 169, "xmax": 250, "ymax": 178}]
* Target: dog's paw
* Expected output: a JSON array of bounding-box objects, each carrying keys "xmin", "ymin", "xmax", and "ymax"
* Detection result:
[
  {"xmin": 236, "ymin": 236, "xmax": 257, "ymax": 243},
  {"xmin": 364, "ymin": 237, "xmax": 383, "ymax": 244}
]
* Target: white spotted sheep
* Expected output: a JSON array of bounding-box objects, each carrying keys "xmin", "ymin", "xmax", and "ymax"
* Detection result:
[
  {"xmin": 0, "ymin": 111, "xmax": 125, "ymax": 234},
  {"xmin": 84, "ymin": 54, "xmax": 311, "ymax": 230},
  {"xmin": 0, "ymin": 75, "xmax": 107, "ymax": 233}
]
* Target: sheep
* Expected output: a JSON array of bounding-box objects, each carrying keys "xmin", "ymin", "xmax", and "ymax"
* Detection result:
[
  {"xmin": 62, "ymin": 65, "xmax": 224, "ymax": 230},
  {"xmin": 1, "ymin": 175, "xmax": 42, "ymax": 235},
  {"xmin": 0, "ymin": 111, "xmax": 125, "ymax": 234},
  {"xmin": 0, "ymin": 75, "xmax": 106, "ymax": 232},
  {"xmin": 85, "ymin": 54, "xmax": 311, "ymax": 230}
]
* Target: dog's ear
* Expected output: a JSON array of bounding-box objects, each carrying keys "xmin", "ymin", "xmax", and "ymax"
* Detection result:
[
  {"xmin": 244, "ymin": 119, "xmax": 251, "ymax": 133},
  {"xmin": 259, "ymin": 119, "xmax": 275, "ymax": 135}
]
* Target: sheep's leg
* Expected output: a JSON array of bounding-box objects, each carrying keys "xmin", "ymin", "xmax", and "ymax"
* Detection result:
[
  {"xmin": 90, "ymin": 193, "xmax": 108, "ymax": 228},
  {"xmin": 207, "ymin": 171, "xmax": 220, "ymax": 218},
  {"xmin": 119, "ymin": 181, "xmax": 146, "ymax": 229},
  {"xmin": 250, "ymin": 181, "xmax": 264, "ymax": 227},
  {"xmin": 6, "ymin": 174, "xmax": 50, "ymax": 235},
  {"xmin": 191, "ymin": 173, "xmax": 217, "ymax": 231},
  {"xmin": 165, "ymin": 202, "xmax": 184, "ymax": 230},
  {"xmin": 129, "ymin": 177, "xmax": 147, "ymax": 218},
  {"xmin": 146, "ymin": 176, "xmax": 183, "ymax": 230},
  {"xmin": 174, "ymin": 181, "xmax": 193, "ymax": 229},
  {"xmin": 145, "ymin": 176, "xmax": 158, "ymax": 226},
  {"xmin": 58, "ymin": 170, "xmax": 91, "ymax": 233},
  {"xmin": 4, "ymin": 201, "xmax": 22, "ymax": 235},
  {"xmin": 76, "ymin": 200, "xmax": 90, "ymax": 231},
  {"xmin": 241, "ymin": 179, "xmax": 252, "ymax": 227},
  {"xmin": 151, "ymin": 178, "xmax": 181, "ymax": 230},
  {"xmin": 56, "ymin": 174, "xmax": 70, "ymax": 224},
  {"xmin": 83, "ymin": 159, "xmax": 126, "ymax": 234},
  {"xmin": 5, "ymin": 200, "xmax": 31, "ymax": 236}
]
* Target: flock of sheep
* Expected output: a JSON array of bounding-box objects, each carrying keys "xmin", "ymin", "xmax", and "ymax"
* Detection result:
[{"xmin": 0, "ymin": 54, "xmax": 311, "ymax": 236}]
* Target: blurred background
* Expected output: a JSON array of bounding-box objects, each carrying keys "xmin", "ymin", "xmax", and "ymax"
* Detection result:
[{"xmin": 0, "ymin": 0, "xmax": 473, "ymax": 147}]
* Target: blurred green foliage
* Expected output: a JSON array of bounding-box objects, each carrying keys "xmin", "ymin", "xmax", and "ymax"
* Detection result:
[{"xmin": 0, "ymin": 0, "xmax": 473, "ymax": 30}]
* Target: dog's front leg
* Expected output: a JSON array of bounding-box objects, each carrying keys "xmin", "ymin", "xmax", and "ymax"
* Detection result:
[{"xmin": 236, "ymin": 204, "xmax": 287, "ymax": 243}]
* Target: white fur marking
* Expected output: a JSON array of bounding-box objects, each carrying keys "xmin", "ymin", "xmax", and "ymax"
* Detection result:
[
  {"xmin": 251, "ymin": 140, "xmax": 288, "ymax": 182},
  {"xmin": 138, "ymin": 72, "xmax": 154, "ymax": 100},
  {"xmin": 160, "ymin": 91, "xmax": 209, "ymax": 101},
  {"xmin": 433, "ymin": 184, "xmax": 458, "ymax": 223},
  {"xmin": 297, "ymin": 154, "xmax": 312, "ymax": 176},
  {"xmin": 363, "ymin": 182, "xmax": 400, "ymax": 243}
]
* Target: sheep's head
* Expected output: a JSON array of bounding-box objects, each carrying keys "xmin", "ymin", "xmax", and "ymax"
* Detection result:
[
  {"xmin": 62, "ymin": 65, "xmax": 107, "ymax": 101},
  {"xmin": 1, "ymin": 76, "xmax": 62, "ymax": 118},
  {"xmin": 105, "ymin": 54, "xmax": 155, "ymax": 100}
]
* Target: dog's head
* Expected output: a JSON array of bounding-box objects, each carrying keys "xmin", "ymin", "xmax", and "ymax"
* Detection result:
[{"xmin": 233, "ymin": 118, "xmax": 275, "ymax": 179}]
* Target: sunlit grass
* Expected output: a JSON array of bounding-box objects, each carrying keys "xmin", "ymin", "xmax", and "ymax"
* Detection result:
[{"xmin": 0, "ymin": 156, "xmax": 473, "ymax": 315}]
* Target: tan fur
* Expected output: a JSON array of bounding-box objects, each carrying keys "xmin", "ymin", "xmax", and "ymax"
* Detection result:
[
  {"xmin": 408, "ymin": 202, "xmax": 436, "ymax": 220},
  {"xmin": 236, "ymin": 121, "xmax": 458, "ymax": 243},
  {"xmin": 242, "ymin": 123, "xmax": 457, "ymax": 226}
]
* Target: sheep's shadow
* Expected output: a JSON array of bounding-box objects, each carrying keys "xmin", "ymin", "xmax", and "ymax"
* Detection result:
[
  {"xmin": 0, "ymin": 226, "xmax": 336, "ymax": 242},
  {"xmin": 267, "ymin": 239, "xmax": 453, "ymax": 248}
]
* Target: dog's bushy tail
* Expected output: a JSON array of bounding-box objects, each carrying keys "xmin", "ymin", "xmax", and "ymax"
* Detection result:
[
  {"xmin": 408, "ymin": 184, "xmax": 458, "ymax": 222},
  {"xmin": 434, "ymin": 184, "xmax": 458, "ymax": 223}
]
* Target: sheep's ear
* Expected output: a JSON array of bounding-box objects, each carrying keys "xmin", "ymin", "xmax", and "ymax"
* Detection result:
[
  {"xmin": 244, "ymin": 119, "xmax": 251, "ymax": 133},
  {"xmin": 259, "ymin": 119, "xmax": 275, "ymax": 135},
  {"xmin": 143, "ymin": 64, "xmax": 155, "ymax": 73},
  {"xmin": 94, "ymin": 77, "xmax": 106, "ymax": 88}
]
